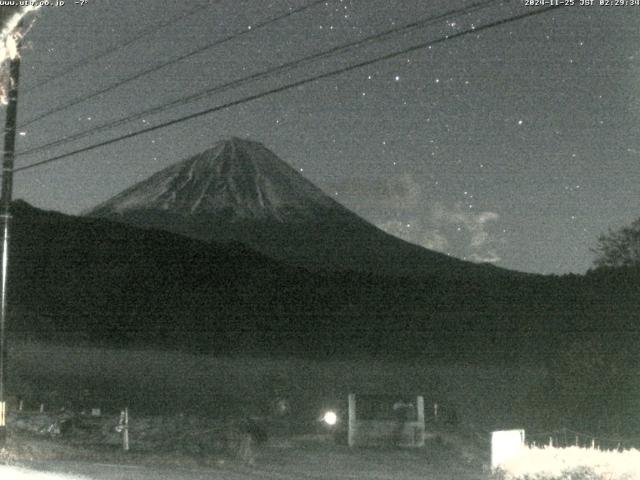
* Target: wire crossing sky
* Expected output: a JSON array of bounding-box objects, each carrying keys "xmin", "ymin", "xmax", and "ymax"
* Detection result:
[
  {"xmin": 17, "ymin": 0, "xmax": 504, "ymax": 158},
  {"xmin": 18, "ymin": 0, "xmax": 328, "ymax": 128},
  {"xmin": 22, "ymin": 0, "xmax": 210, "ymax": 94},
  {"xmin": 7, "ymin": 0, "xmax": 640, "ymax": 274},
  {"xmin": 14, "ymin": 4, "xmax": 560, "ymax": 174}
]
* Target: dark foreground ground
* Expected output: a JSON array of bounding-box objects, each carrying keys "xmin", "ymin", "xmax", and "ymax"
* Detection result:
[
  {"xmin": 0, "ymin": 341, "xmax": 535, "ymax": 479},
  {"xmin": 2, "ymin": 432, "xmax": 489, "ymax": 480}
]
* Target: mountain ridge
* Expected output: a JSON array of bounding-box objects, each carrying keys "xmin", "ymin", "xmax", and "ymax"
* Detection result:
[{"xmin": 86, "ymin": 137, "xmax": 514, "ymax": 278}]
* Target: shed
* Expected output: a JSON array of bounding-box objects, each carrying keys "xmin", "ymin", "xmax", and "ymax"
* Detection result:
[{"xmin": 347, "ymin": 393, "xmax": 425, "ymax": 447}]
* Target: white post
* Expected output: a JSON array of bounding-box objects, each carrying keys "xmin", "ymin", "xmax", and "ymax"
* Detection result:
[
  {"xmin": 39, "ymin": 403, "xmax": 44, "ymax": 413},
  {"xmin": 415, "ymin": 396, "xmax": 425, "ymax": 446},
  {"xmin": 416, "ymin": 396, "xmax": 425, "ymax": 425},
  {"xmin": 348, "ymin": 394, "xmax": 356, "ymax": 447},
  {"xmin": 122, "ymin": 407, "xmax": 129, "ymax": 452}
]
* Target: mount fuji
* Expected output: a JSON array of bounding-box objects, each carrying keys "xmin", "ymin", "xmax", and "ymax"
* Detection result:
[{"xmin": 86, "ymin": 137, "xmax": 500, "ymax": 278}]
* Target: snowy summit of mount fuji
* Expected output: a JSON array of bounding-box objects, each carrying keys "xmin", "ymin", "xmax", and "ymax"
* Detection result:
[{"xmin": 88, "ymin": 137, "xmax": 343, "ymax": 222}]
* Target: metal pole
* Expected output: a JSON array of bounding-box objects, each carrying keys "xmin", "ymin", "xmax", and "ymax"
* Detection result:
[{"xmin": 0, "ymin": 51, "xmax": 21, "ymax": 445}]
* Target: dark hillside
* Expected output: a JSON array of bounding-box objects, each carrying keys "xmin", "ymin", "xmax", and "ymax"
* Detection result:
[{"xmin": 4, "ymin": 201, "xmax": 639, "ymax": 366}]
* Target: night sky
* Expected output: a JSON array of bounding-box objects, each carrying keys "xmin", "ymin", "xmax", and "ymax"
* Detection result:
[{"xmin": 4, "ymin": 0, "xmax": 639, "ymax": 274}]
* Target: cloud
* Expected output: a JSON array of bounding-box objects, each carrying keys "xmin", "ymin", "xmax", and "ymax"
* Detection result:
[
  {"xmin": 429, "ymin": 202, "xmax": 502, "ymax": 262},
  {"xmin": 327, "ymin": 173, "xmax": 503, "ymax": 263},
  {"xmin": 421, "ymin": 230, "xmax": 450, "ymax": 251},
  {"xmin": 468, "ymin": 249, "xmax": 501, "ymax": 264},
  {"xmin": 379, "ymin": 219, "xmax": 450, "ymax": 252},
  {"xmin": 388, "ymin": 173, "xmax": 421, "ymax": 210},
  {"xmin": 433, "ymin": 203, "xmax": 500, "ymax": 249},
  {"xmin": 371, "ymin": 177, "xmax": 501, "ymax": 263},
  {"xmin": 326, "ymin": 173, "xmax": 421, "ymax": 211}
]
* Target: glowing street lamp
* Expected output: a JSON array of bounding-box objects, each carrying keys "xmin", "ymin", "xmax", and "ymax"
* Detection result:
[{"xmin": 322, "ymin": 410, "xmax": 338, "ymax": 426}]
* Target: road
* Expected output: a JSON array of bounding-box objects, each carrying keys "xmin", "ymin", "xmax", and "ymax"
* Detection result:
[
  {"xmin": 3, "ymin": 462, "xmax": 259, "ymax": 480},
  {"xmin": 5, "ymin": 460, "xmax": 403, "ymax": 480},
  {"xmin": 4, "ymin": 461, "xmax": 388, "ymax": 480}
]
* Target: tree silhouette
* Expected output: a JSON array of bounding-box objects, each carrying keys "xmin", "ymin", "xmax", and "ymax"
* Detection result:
[{"xmin": 592, "ymin": 218, "xmax": 640, "ymax": 268}]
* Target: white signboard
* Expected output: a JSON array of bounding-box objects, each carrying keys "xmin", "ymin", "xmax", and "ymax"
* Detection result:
[{"xmin": 491, "ymin": 429, "xmax": 525, "ymax": 470}]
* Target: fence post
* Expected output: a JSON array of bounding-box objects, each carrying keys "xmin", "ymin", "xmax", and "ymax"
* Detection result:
[
  {"xmin": 347, "ymin": 394, "xmax": 356, "ymax": 447},
  {"xmin": 415, "ymin": 396, "xmax": 425, "ymax": 447},
  {"xmin": 123, "ymin": 407, "xmax": 129, "ymax": 451},
  {"xmin": 117, "ymin": 408, "xmax": 130, "ymax": 452}
]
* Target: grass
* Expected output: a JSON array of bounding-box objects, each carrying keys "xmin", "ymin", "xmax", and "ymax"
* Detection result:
[{"xmin": 6, "ymin": 339, "xmax": 545, "ymax": 431}]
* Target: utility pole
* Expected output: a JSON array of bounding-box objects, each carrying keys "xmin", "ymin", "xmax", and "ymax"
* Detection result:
[{"xmin": 0, "ymin": 40, "xmax": 21, "ymax": 447}]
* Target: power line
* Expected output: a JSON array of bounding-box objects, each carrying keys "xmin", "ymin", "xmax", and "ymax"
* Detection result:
[
  {"xmin": 18, "ymin": 0, "xmax": 328, "ymax": 129},
  {"xmin": 18, "ymin": 0, "xmax": 504, "ymax": 158},
  {"xmin": 24, "ymin": 2, "xmax": 209, "ymax": 93},
  {"xmin": 14, "ymin": 5, "xmax": 563, "ymax": 175}
]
